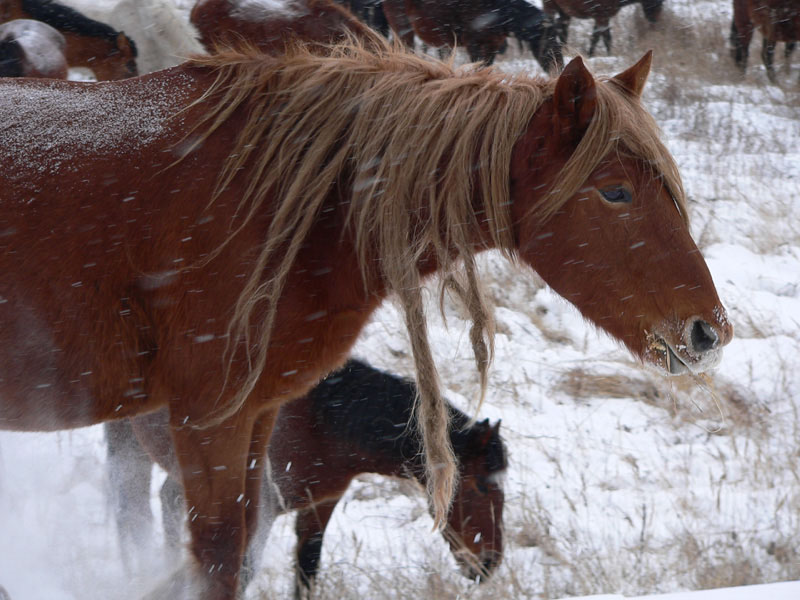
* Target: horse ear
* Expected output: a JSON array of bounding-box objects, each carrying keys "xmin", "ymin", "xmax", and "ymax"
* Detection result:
[
  {"xmin": 553, "ymin": 55, "xmax": 597, "ymax": 140},
  {"xmin": 611, "ymin": 50, "xmax": 653, "ymax": 98},
  {"xmin": 116, "ymin": 33, "xmax": 132, "ymax": 56},
  {"xmin": 476, "ymin": 418, "xmax": 493, "ymax": 447}
]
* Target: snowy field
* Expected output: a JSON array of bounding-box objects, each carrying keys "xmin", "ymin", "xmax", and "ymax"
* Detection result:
[{"xmin": 1, "ymin": 0, "xmax": 799, "ymax": 598}]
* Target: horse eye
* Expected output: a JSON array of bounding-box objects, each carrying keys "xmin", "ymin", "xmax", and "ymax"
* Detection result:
[
  {"xmin": 599, "ymin": 186, "xmax": 632, "ymax": 204},
  {"xmin": 476, "ymin": 478, "xmax": 489, "ymax": 495}
]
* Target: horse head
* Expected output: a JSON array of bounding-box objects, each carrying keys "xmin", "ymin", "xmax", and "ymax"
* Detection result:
[
  {"xmin": 510, "ymin": 52, "xmax": 732, "ymax": 376},
  {"xmin": 96, "ymin": 30, "xmax": 138, "ymax": 79},
  {"xmin": 444, "ymin": 418, "xmax": 506, "ymax": 581}
]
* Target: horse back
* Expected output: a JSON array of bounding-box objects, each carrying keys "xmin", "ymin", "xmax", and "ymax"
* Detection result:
[{"xmin": 0, "ymin": 69, "xmax": 244, "ymax": 430}]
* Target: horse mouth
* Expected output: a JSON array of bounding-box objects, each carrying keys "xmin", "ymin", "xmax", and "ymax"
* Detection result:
[{"xmin": 648, "ymin": 335, "xmax": 691, "ymax": 375}]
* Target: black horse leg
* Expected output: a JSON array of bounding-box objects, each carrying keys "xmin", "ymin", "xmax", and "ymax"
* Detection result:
[
  {"xmin": 294, "ymin": 500, "xmax": 338, "ymax": 600},
  {"xmin": 602, "ymin": 26, "xmax": 612, "ymax": 54},
  {"xmin": 556, "ymin": 14, "xmax": 570, "ymax": 44},
  {"xmin": 762, "ymin": 38, "xmax": 776, "ymax": 82},
  {"xmin": 588, "ymin": 20, "xmax": 612, "ymax": 56},
  {"xmin": 371, "ymin": 1, "xmax": 390, "ymax": 37}
]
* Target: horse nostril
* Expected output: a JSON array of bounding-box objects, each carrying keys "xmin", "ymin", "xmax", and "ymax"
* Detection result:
[{"xmin": 690, "ymin": 319, "xmax": 718, "ymax": 353}]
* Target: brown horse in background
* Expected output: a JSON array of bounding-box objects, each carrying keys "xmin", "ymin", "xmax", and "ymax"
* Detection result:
[
  {"xmin": 730, "ymin": 0, "xmax": 800, "ymax": 82},
  {"xmin": 107, "ymin": 359, "xmax": 507, "ymax": 596},
  {"xmin": 0, "ymin": 0, "xmax": 137, "ymax": 78},
  {"xmin": 0, "ymin": 35, "xmax": 731, "ymax": 598},
  {"xmin": 543, "ymin": 0, "xmax": 663, "ymax": 56},
  {"xmin": 191, "ymin": 0, "xmax": 372, "ymax": 53},
  {"xmin": 0, "ymin": 18, "xmax": 67, "ymax": 77}
]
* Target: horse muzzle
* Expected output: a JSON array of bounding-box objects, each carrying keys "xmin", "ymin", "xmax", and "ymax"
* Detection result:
[{"xmin": 647, "ymin": 310, "xmax": 733, "ymax": 376}]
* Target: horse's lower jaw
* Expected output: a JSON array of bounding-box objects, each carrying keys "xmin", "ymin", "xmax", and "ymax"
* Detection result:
[{"xmin": 665, "ymin": 342, "xmax": 691, "ymax": 375}]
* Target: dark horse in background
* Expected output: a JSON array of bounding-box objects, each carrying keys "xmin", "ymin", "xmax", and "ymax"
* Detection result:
[
  {"xmin": 0, "ymin": 29, "xmax": 732, "ymax": 598},
  {"xmin": 337, "ymin": 0, "xmax": 389, "ymax": 36},
  {"xmin": 382, "ymin": 0, "xmax": 563, "ymax": 68},
  {"xmin": 0, "ymin": 0, "xmax": 137, "ymax": 78},
  {"xmin": 0, "ymin": 18, "xmax": 67, "ymax": 77},
  {"xmin": 543, "ymin": 0, "xmax": 663, "ymax": 56},
  {"xmin": 730, "ymin": 0, "xmax": 799, "ymax": 82},
  {"xmin": 107, "ymin": 359, "xmax": 507, "ymax": 597}
]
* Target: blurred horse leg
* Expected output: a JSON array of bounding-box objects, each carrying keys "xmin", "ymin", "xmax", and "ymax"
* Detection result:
[
  {"xmin": 105, "ymin": 419, "xmax": 157, "ymax": 574},
  {"xmin": 762, "ymin": 37, "xmax": 777, "ymax": 81}
]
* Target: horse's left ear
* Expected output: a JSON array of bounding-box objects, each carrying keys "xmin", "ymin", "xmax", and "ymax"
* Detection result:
[
  {"xmin": 116, "ymin": 33, "xmax": 132, "ymax": 55},
  {"xmin": 611, "ymin": 50, "xmax": 653, "ymax": 98},
  {"xmin": 553, "ymin": 55, "xmax": 597, "ymax": 140},
  {"xmin": 475, "ymin": 418, "xmax": 492, "ymax": 446}
]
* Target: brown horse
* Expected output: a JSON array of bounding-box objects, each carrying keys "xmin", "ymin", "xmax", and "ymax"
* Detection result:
[
  {"xmin": 0, "ymin": 36, "xmax": 731, "ymax": 598},
  {"xmin": 107, "ymin": 359, "xmax": 507, "ymax": 596},
  {"xmin": 381, "ymin": 0, "xmax": 506, "ymax": 64},
  {"xmin": 730, "ymin": 0, "xmax": 800, "ymax": 82},
  {"xmin": 190, "ymin": 0, "xmax": 372, "ymax": 53},
  {"xmin": 381, "ymin": 0, "xmax": 563, "ymax": 67},
  {"xmin": 0, "ymin": 0, "xmax": 137, "ymax": 79},
  {"xmin": 0, "ymin": 18, "xmax": 67, "ymax": 78},
  {"xmin": 543, "ymin": 0, "xmax": 663, "ymax": 56}
]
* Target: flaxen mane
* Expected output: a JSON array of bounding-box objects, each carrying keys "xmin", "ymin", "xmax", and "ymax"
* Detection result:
[{"xmin": 179, "ymin": 36, "xmax": 687, "ymax": 523}]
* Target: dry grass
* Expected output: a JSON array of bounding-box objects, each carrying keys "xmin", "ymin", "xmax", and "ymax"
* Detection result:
[{"xmin": 555, "ymin": 365, "xmax": 771, "ymax": 434}]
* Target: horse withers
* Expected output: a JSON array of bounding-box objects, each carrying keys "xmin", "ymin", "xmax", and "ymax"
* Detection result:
[
  {"xmin": 0, "ymin": 35, "xmax": 731, "ymax": 598},
  {"xmin": 107, "ymin": 359, "xmax": 506, "ymax": 596},
  {"xmin": 0, "ymin": 18, "xmax": 67, "ymax": 77},
  {"xmin": 0, "ymin": 0, "xmax": 137, "ymax": 78}
]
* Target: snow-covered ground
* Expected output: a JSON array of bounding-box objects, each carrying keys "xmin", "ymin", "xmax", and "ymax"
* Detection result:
[{"xmin": 1, "ymin": 0, "xmax": 799, "ymax": 598}]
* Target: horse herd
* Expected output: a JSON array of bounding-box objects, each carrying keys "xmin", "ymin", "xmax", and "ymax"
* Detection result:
[{"xmin": 3, "ymin": 0, "xmax": 789, "ymax": 597}]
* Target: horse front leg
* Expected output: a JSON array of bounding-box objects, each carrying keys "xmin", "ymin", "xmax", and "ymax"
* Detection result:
[
  {"xmin": 730, "ymin": 0, "xmax": 752, "ymax": 71},
  {"xmin": 239, "ymin": 409, "xmax": 280, "ymax": 592},
  {"xmin": 166, "ymin": 411, "xmax": 261, "ymax": 599},
  {"xmin": 762, "ymin": 38, "xmax": 777, "ymax": 82},
  {"xmin": 293, "ymin": 500, "xmax": 339, "ymax": 600},
  {"xmin": 589, "ymin": 19, "xmax": 611, "ymax": 56}
]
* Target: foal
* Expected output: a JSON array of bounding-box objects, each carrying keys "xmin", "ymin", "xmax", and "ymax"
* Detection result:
[{"xmin": 108, "ymin": 360, "xmax": 507, "ymax": 596}]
